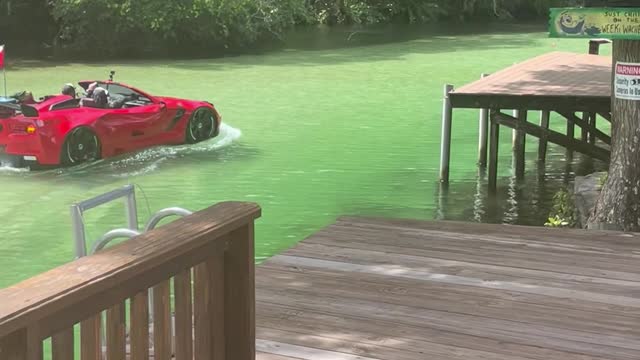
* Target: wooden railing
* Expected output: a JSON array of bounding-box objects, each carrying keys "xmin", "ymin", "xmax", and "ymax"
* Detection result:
[{"xmin": 0, "ymin": 201, "xmax": 261, "ymax": 360}]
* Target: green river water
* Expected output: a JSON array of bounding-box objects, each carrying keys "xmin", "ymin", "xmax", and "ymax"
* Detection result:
[{"xmin": 0, "ymin": 24, "xmax": 609, "ymax": 289}]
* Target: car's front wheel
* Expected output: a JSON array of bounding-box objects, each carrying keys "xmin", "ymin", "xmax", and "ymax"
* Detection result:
[
  {"xmin": 61, "ymin": 127, "xmax": 101, "ymax": 166},
  {"xmin": 186, "ymin": 107, "xmax": 216, "ymax": 144}
]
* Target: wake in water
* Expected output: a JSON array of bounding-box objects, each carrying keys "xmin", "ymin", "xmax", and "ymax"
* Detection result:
[{"xmin": 0, "ymin": 123, "xmax": 242, "ymax": 177}]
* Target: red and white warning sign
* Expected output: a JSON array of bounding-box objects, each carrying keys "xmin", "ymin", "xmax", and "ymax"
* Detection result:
[{"xmin": 615, "ymin": 62, "xmax": 640, "ymax": 101}]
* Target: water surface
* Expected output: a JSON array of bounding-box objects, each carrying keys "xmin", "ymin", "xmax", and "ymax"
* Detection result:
[{"xmin": 0, "ymin": 24, "xmax": 609, "ymax": 288}]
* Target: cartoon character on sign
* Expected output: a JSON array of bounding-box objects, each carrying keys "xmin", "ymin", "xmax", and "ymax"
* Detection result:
[{"xmin": 557, "ymin": 11, "xmax": 602, "ymax": 36}]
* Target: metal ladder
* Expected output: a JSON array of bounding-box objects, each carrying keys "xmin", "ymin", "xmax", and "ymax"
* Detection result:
[{"xmin": 70, "ymin": 184, "xmax": 192, "ymax": 354}]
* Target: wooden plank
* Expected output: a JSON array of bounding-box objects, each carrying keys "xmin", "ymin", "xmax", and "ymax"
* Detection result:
[
  {"xmin": 478, "ymin": 74, "xmax": 490, "ymax": 167},
  {"xmin": 259, "ymin": 326, "xmax": 557, "ymax": 360},
  {"xmin": 257, "ymin": 352, "xmax": 305, "ymax": 360},
  {"xmin": 0, "ymin": 328, "xmax": 27, "ymax": 360},
  {"xmin": 81, "ymin": 315, "xmax": 101, "ymax": 360},
  {"xmin": 589, "ymin": 113, "xmax": 597, "ymax": 144},
  {"xmin": 51, "ymin": 327, "xmax": 74, "ymax": 360},
  {"xmin": 581, "ymin": 112, "xmax": 589, "ymax": 142},
  {"xmin": 494, "ymin": 111, "xmax": 610, "ymax": 161},
  {"xmin": 488, "ymin": 109, "xmax": 500, "ymax": 192},
  {"xmin": 257, "ymin": 337, "xmax": 381, "ymax": 360},
  {"xmin": 153, "ymin": 281, "xmax": 172, "ymax": 360},
  {"xmin": 538, "ymin": 111, "xmax": 550, "ymax": 161},
  {"xmin": 0, "ymin": 202, "xmax": 261, "ymax": 340},
  {"xmin": 440, "ymin": 84, "xmax": 454, "ymax": 183},
  {"xmin": 449, "ymin": 52, "xmax": 612, "ymax": 112},
  {"xmin": 106, "ymin": 303, "xmax": 126, "ymax": 360},
  {"xmin": 309, "ymin": 224, "xmax": 640, "ymax": 268},
  {"xmin": 252, "ymin": 217, "xmax": 640, "ymax": 360},
  {"xmin": 513, "ymin": 109, "xmax": 526, "ymax": 179},
  {"xmin": 130, "ymin": 291, "xmax": 149, "ymax": 360},
  {"xmin": 265, "ymin": 253, "xmax": 640, "ymax": 316},
  {"xmin": 174, "ymin": 269, "xmax": 193, "ymax": 360},
  {"xmin": 257, "ymin": 302, "xmax": 613, "ymax": 360},
  {"xmin": 259, "ymin": 263, "xmax": 640, "ymax": 335},
  {"xmin": 297, "ymin": 236, "xmax": 640, "ymax": 285},
  {"xmin": 225, "ymin": 224, "xmax": 256, "ymax": 360},
  {"xmin": 193, "ymin": 253, "xmax": 225, "ymax": 360},
  {"xmin": 453, "ymin": 52, "xmax": 612, "ymax": 98},
  {"xmin": 333, "ymin": 217, "xmax": 640, "ymax": 251},
  {"xmin": 558, "ymin": 110, "xmax": 611, "ymax": 145},
  {"xmin": 256, "ymin": 287, "xmax": 640, "ymax": 359}
]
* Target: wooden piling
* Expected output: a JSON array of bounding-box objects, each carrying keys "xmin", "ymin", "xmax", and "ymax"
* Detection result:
[
  {"xmin": 488, "ymin": 109, "xmax": 500, "ymax": 193},
  {"xmin": 566, "ymin": 113, "xmax": 575, "ymax": 159},
  {"xmin": 589, "ymin": 113, "xmax": 597, "ymax": 144},
  {"xmin": 478, "ymin": 74, "xmax": 490, "ymax": 167},
  {"xmin": 581, "ymin": 112, "xmax": 589, "ymax": 142},
  {"xmin": 514, "ymin": 110, "xmax": 527, "ymax": 179},
  {"xmin": 538, "ymin": 111, "xmax": 550, "ymax": 162},
  {"xmin": 439, "ymin": 84, "xmax": 454, "ymax": 183},
  {"xmin": 512, "ymin": 109, "xmax": 519, "ymax": 149}
]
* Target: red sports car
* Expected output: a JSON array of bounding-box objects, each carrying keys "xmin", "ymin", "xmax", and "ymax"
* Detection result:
[{"xmin": 0, "ymin": 79, "xmax": 221, "ymax": 168}]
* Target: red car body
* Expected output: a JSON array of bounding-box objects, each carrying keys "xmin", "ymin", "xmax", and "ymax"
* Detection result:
[{"xmin": 0, "ymin": 80, "xmax": 221, "ymax": 168}]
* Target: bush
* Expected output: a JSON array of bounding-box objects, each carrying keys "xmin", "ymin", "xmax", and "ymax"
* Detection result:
[
  {"xmin": 2, "ymin": 0, "xmax": 586, "ymax": 58},
  {"xmin": 544, "ymin": 187, "xmax": 577, "ymax": 228}
]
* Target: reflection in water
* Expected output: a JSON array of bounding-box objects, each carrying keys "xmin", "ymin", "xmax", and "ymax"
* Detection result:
[
  {"xmin": 436, "ymin": 152, "xmax": 607, "ymax": 226},
  {"xmin": 0, "ymin": 122, "xmax": 242, "ymax": 182}
]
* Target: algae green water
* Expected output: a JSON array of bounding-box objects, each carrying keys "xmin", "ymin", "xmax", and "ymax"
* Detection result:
[{"xmin": 0, "ymin": 24, "xmax": 609, "ymax": 290}]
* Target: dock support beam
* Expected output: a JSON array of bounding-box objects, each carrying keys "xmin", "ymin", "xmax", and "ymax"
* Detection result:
[
  {"xmin": 566, "ymin": 115, "xmax": 575, "ymax": 160},
  {"xmin": 478, "ymin": 74, "xmax": 490, "ymax": 168},
  {"xmin": 488, "ymin": 109, "xmax": 500, "ymax": 193},
  {"xmin": 440, "ymin": 84, "xmax": 454, "ymax": 183},
  {"xmin": 589, "ymin": 113, "xmax": 597, "ymax": 144},
  {"xmin": 513, "ymin": 110, "xmax": 526, "ymax": 179},
  {"xmin": 538, "ymin": 111, "xmax": 550, "ymax": 162}
]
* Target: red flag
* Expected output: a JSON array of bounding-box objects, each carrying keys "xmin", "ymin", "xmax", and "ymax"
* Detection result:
[{"xmin": 0, "ymin": 45, "xmax": 4, "ymax": 69}]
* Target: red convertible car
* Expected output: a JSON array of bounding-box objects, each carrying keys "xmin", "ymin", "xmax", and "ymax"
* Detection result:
[{"xmin": 0, "ymin": 78, "xmax": 221, "ymax": 168}]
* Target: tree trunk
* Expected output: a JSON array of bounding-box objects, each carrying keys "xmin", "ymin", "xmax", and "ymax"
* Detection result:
[{"xmin": 588, "ymin": 40, "xmax": 640, "ymax": 231}]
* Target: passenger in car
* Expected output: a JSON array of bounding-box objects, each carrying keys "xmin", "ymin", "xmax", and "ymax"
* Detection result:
[{"xmin": 61, "ymin": 84, "xmax": 76, "ymax": 98}]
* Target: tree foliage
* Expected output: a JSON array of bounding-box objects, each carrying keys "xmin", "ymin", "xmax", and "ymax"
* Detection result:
[{"xmin": 0, "ymin": 0, "xmax": 582, "ymax": 58}]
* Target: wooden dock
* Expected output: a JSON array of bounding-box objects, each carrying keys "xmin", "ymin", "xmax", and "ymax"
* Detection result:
[
  {"xmin": 439, "ymin": 48, "xmax": 614, "ymax": 192},
  {"xmin": 255, "ymin": 216, "xmax": 640, "ymax": 360}
]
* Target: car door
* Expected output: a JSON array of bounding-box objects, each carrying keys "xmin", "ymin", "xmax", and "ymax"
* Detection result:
[{"xmin": 98, "ymin": 103, "xmax": 166, "ymax": 153}]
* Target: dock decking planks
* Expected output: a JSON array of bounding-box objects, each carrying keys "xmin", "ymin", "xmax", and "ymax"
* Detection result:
[
  {"xmin": 256, "ymin": 217, "xmax": 640, "ymax": 360},
  {"xmin": 448, "ymin": 51, "xmax": 612, "ymax": 110}
]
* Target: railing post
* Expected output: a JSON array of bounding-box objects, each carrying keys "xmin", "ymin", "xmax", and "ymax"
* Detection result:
[
  {"xmin": 0, "ymin": 328, "xmax": 27, "ymax": 360},
  {"xmin": 225, "ymin": 223, "xmax": 256, "ymax": 360}
]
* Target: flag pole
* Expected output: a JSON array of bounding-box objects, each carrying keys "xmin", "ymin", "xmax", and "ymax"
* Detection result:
[{"xmin": 0, "ymin": 45, "xmax": 5, "ymax": 97}]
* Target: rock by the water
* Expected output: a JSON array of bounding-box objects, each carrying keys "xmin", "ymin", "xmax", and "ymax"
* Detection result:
[{"xmin": 573, "ymin": 172, "xmax": 606, "ymax": 228}]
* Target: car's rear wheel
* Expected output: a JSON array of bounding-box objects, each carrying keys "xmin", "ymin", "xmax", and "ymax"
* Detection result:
[
  {"xmin": 186, "ymin": 107, "xmax": 216, "ymax": 144},
  {"xmin": 61, "ymin": 127, "xmax": 101, "ymax": 165}
]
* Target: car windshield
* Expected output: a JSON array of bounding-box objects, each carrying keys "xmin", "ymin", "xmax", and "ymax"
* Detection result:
[{"xmin": 93, "ymin": 83, "xmax": 151, "ymax": 102}]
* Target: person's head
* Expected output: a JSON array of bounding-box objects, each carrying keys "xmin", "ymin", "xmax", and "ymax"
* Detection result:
[
  {"xmin": 12, "ymin": 91, "xmax": 34, "ymax": 103},
  {"xmin": 92, "ymin": 87, "xmax": 108, "ymax": 108},
  {"xmin": 62, "ymin": 83, "xmax": 76, "ymax": 98}
]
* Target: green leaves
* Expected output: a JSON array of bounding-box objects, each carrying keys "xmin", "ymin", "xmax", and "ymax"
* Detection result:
[
  {"xmin": 43, "ymin": 0, "xmax": 582, "ymax": 57},
  {"xmin": 544, "ymin": 188, "xmax": 576, "ymax": 228}
]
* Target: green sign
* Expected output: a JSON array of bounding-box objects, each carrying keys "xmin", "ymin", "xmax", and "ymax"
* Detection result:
[{"xmin": 549, "ymin": 7, "xmax": 640, "ymax": 39}]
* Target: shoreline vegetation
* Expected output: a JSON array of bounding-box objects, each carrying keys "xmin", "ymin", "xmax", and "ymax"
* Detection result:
[{"xmin": 1, "ymin": 0, "xmax": 582, "ymax": 59}]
